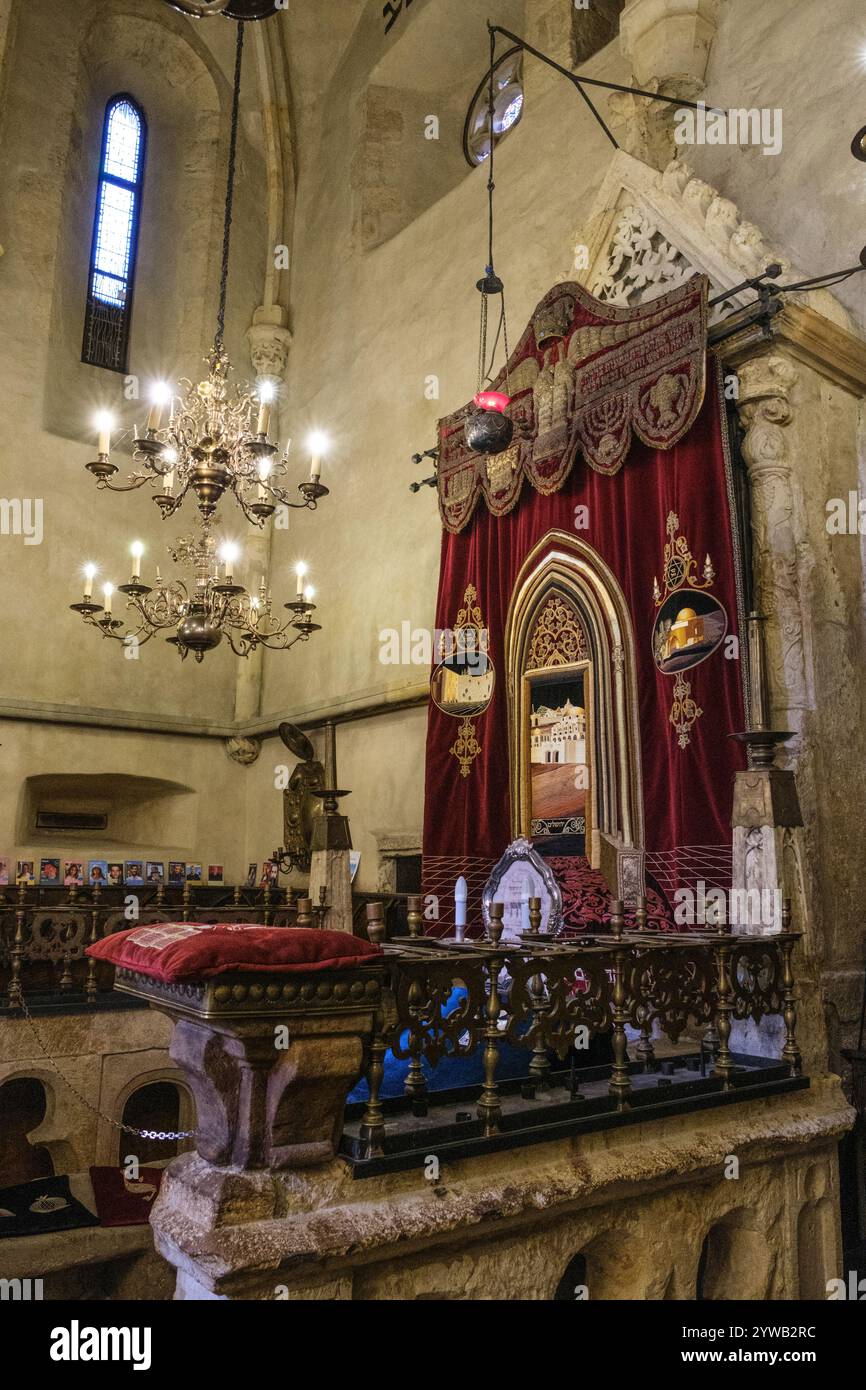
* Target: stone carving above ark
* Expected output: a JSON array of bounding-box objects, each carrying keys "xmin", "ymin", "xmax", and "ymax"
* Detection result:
[
  {"xmin": 225, "ymin": 735, "xmax": 262, "ymax": 766},
  {"xmin": 574, "ymin": 156, "xmax": 849, "ymax": 329},
  {"xmin": 246, "ymin": 321, "xmax": 292, "ymax": 383},
  {"xmin": 591, "ymin": 205, "xmax": 695, "ymax": 308}
]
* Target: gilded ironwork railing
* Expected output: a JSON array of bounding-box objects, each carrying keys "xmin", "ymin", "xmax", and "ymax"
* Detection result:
[{"xmin": 357, "ymin": 911, "xmax": 802, "ymax": 1148}]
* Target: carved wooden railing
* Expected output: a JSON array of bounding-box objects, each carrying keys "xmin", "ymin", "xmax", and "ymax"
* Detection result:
[{"xmin": 356, "ymin": 920, "xmax": 802, "ymax": 1146}]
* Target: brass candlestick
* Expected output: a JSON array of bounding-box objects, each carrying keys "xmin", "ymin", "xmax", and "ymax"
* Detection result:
[
  {"xmin": 406, "ymin": 893, "xmax": 423, "ymax": 938},
  {"xmin": 365, "ymin": 901, "xmax": 386, "ymax": 946},
  {"xmin": 295, "ymin": 896, "xmax": 313, "ymax": 928}
]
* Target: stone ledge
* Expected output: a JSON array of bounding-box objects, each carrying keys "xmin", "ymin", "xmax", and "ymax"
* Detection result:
[{"xmin": 151, "ymin": 1075, "xmax": 853, "ymax": 1296}]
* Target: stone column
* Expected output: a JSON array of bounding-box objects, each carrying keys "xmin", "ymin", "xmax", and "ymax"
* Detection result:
[{"xmin": 736, "ymin": 354, "xmax": 807, "ymax": 751}]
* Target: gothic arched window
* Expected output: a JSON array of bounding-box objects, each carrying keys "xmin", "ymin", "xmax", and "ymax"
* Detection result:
[{"xmin": 82, "ymin": 95, "xmax": 147, "ymax": 373}]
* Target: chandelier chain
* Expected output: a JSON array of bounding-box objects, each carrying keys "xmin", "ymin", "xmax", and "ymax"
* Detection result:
[{"xmin": 216, "ymin": 19, "xmax": 245, "ymax": 354}]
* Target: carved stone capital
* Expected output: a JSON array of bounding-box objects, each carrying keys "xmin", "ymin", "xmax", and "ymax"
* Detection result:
[
  {"xmin": 225, "ymin": 735, "xmax": 262, "ymax": 766},
  {"xmin": 247, "ymin": 323, "xmax": 293, "ymax": 384},
  {"xmin": 620, "ymin": 0, "xmax": 722, "ymax": 93},
  {"xmin": 732, "ymin": 768, "xmax": 802, "ymax": 831}
]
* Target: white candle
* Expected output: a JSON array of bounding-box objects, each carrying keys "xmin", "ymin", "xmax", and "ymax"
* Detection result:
[
  {"xmin": 83, "ymin": 564, "xmax": 96, "ymax": 599},
  {"xmin": 256, "ymin": 381, "xmax": 275, "ymax": 437},
  {"xmin": 454, "ymin": 874, "xmax": 467, "ymax": 942},
  {"xmin": 295, "ymin": 562, "xmax": 306, "ymax": 596},
  {"xmin": 147, "ymin": 383, "xmax": 170, "ymax": 432},
  {"xmin": 164, "ymin": 470, "xmax": 175, "ymax": 495},
  {"xmin": 130, "ymin": 541, "xmax": 143, "ymax": 580},
  {"xmin": 307, "ymin": 431, "xmax": 328, "ymax": 481},
  {"xmin": 95, "ymin": 412, "xmax": 113, "ymax": 457},
  {"xmin": 103, "ymin": 583, "xmax": 113, "ymax": 614}
]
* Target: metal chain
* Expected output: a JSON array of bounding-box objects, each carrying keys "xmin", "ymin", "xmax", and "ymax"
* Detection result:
[
  {"xmin": 214, "ymin": 19, "xmax": 245, "ymax": 354},
  {"xmin": 12, "ymin": 991, "xmax": 198, "ymax": 1142}
]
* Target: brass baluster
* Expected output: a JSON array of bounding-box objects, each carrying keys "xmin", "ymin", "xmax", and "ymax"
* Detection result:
[
  {"xmin": 263, "ymin": 880, "xmax": 273, "ymax": 925},
  {"xmin": 406, "ymin": 893, "xmax": 423, "ymax": 939},
  {"xmin": 608, "ymin": 940, "xmax": 632, "ymax": 1108},
  {"xmin": 85, "ymin": 899, "xmax": 100, "ymax": 1005},
  {"xmin": 478, "ymin": 902, "xmax": 504, "ymax": 1134},
  {"xmin": 232, "ymin": 884, "xmax": 242, "ymax": 907},
  {"xmin": 182, "ymin": 878, "xmax": 192, "ymax": 922},
  {"xmin": 404, "ymin": 973, "xmax": 428, "ymax": 1103},
  {"xmin": 528, "ymin": 896, "xmax": 542, "ymax": 935},
  {"xmin": 635, "ymin": 946, "xmax": 656, "ymax": 1072},
  {"xmin": 59, "ymin": 941, "xmax": 74, "ymax": 993},
  {"xmin": 8, "ymin": 882, "xmax": 26, "ymax": 1008},
  {"xmin": 155, "ymin": 880, "xmax": 166, "ymax": 913},
  {"xmin": 296, "ymin": 896, "xmax": 313, "ymax": 928},
  {"xmin": 359, "ymin": 1022, "xmax": 386, "ymax": 1154},
  {"xmin": 779, "ymin": 901, "xmax": 802, "ymax": 1075},
  {"xmin": 713, "ymin": 941, "xmax": 735, "ymax": 1087},
  {"xmin": 528, "ymin": 961, "xmax": 551, "ymax": 1088}
]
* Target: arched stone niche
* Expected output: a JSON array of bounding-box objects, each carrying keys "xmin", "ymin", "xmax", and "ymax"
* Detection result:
[
  {"xmin": 95, "ymin": 1051, "xmax": 191, "ymax": 1167},
  {"xmin": 695, "ymin": 1207, "xmax": 772, "ymax": 1300},
  {"xmin": 504, "ymin": 529, "xmax": 644, "ymax": 880}
]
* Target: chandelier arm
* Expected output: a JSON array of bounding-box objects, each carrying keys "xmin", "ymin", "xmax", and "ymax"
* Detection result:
[{"xmin": 95, "ymin": 474, "xmax": 155, "ymax": 494}]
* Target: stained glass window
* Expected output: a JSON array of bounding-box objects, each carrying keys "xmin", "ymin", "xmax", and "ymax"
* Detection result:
[{"xmin": 82, "ymin": 96, "xmax": 146, "ymax": 373}]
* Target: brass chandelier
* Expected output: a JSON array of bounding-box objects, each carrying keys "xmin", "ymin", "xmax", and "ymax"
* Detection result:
[
  {"xmin": 71, "ymin": 522, "xmax": 318, "ymax": 662},
  {"xmin": 71, "ymin": 16, "xmax": 324, "ymax": 662}
]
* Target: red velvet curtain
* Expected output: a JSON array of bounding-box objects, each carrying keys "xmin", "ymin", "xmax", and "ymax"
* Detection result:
[{"xmin": 423, "ymin": 360, "xmax": 746, "ymax": 912}]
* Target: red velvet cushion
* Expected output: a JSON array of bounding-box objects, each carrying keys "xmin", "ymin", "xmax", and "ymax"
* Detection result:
[{"xmin": 86, "ymin": 922, "xmax": 381, "ymax": 983}]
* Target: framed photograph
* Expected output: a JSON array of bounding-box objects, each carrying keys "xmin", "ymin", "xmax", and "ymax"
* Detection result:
[
  {"xmin": 146, "ymin": 861, "xmax": 165, "ymax": 884},
  {"xmin": 125, "ymin": 861, "xmax": 145, "ymax": 887},
  {"xmin": 260, "ymin": 860, "xmax": 278, "ymax": 887},
  {"xmin": 244, "ymin": 862, "xmax": 257, "ymax": 888},
  {"xmin": 0, "ymin": 858, "xmax": 9, "ymax": 886},
  {"xmin": 207, "ymin": 864, "xmax": 224, "ymax": 886},
  {"xmin": 63, "ymin": 861, "xmax": 84, "ymax": 887},
  {"xmin": 87, "ymin": 860, "xmax": 109, "ymax": 888},
  {"xmin": 482, "ymin": 837, "xmax": 563, "ymax": 940},
  {"xmin": 39, "ymin": 858, "xmax": 61, "ymax": 885},
  {"xmin": 106, "ymin": 862, "xmax": 124, "ymax": 887},
  {"xmin": 185, "ymin": 863, "xmax": 202, "ymax": 882},
  {"xmin": 168, "ymin": 861, "xmax": 186, "ymax": 886},
  {"xmin": 16, "ymin": 860, "xmax": 36, "ymax": 886}
]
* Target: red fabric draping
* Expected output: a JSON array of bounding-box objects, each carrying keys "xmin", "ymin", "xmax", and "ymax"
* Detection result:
[{"xmin": 423, "ymin": 359, "xmax": 746, "ymax": 915}]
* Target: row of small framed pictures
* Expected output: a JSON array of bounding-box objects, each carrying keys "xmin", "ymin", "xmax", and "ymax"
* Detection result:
[{"xmin": 0, "ymin": 859, "xmax": 282, "ymax": 888}]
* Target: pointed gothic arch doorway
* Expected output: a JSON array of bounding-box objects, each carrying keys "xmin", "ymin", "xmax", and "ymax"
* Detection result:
[{"xmin": 505, "ymin": 530, "xmax": 644, "ymax": 898}]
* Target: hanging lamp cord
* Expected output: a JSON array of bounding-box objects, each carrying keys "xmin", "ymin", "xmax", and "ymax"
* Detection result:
[
  {"xmin": 215, "ymin": 19, "xmax": 245, "ymax": 356},
  {"xmin": 478, "ymin": 24, "xmax": 510, "ymax": 398}
]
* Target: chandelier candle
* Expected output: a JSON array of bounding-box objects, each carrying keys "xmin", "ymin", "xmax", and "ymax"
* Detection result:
[
  {"xmin": 95, "ymin": 413, "xmax": 113, "ymax": 458},
  {"xmin": 83, "ymin": 565, "xmax": 96, "ymax": 600}
]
